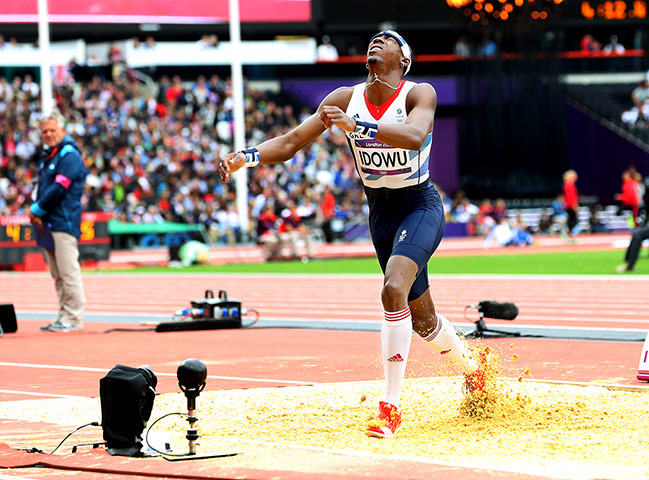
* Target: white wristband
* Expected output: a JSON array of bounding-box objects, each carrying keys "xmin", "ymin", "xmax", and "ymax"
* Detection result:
[{"xmin": 241, "ymin": 148, "xmax": 260, "ymax": 167}]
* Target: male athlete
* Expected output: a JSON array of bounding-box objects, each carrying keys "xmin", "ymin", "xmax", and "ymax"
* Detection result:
[{"xmin": 219, "ymin": 30, "xmax": 487, "ymax": 438}]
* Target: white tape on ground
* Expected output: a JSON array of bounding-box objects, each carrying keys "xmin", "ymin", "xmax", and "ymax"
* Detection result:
[
  {"xmin": 0, "ymin": 475, "xmax": 42, "ymax": 480},
  {"xmin": 0, "ymin": 390, "xmax": 86, "ymax": 399},
  {"xmin": 0, "ymin": 362, "xmax": 316, "ymax": 386}
]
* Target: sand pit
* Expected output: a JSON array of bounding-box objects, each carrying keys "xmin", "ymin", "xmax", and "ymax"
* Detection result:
[
  {"xmin": 1, "ymin": 374, "xmax": 647, "ymax": 480},
  {"xmin": 0, "ymin": 346, "xmax": 646, "ymax": 479},
  {"xmin": 155, "ymin": 378, "xmax": 648, "ymax": 480}
]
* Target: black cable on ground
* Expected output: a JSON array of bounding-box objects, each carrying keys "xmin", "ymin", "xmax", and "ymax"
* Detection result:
[
  {"xmin": 103, "ymin": 327, "xmax": 156, "ymax": 333},
  {"xmin": 18, "ymin": 422, "xmax": 100, "ymax": 454},
  {"xmin": 144, "ymin": 411, "xmax": 186, "ymax": 457}
]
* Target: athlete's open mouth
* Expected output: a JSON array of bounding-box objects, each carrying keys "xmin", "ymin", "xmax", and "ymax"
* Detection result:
[{"xmin": 368, "ymin": 41, "xmax": 383, "ymax": 53}]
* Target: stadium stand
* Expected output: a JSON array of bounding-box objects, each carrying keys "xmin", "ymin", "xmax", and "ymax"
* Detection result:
[
  {"xmin": 1, "ymin": 67, "xmax": 641, "ymax": 253},
  {"xmin": 564, "ymin": 76, "xmax": 649, "ymax": 152},
  {"xmin": 1, "ymin": 27, "xmax": 647, "ymax": 253},
  {"xmin": 0, "ymin": 71, "xmax": 369, "ymax": 249}
]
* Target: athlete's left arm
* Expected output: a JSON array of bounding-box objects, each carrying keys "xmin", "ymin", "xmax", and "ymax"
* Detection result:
[{"xmin": 375, "ymin": 83, "xmax": 436, "ymax": 150}]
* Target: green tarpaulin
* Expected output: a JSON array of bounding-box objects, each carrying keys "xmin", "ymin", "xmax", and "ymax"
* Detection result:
[{"xmin": 108, "ymin": 220, "xmax": 205, "ymax": 235}]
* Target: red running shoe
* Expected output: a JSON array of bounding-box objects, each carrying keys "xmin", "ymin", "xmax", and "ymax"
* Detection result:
[
  {"xmin": 463, "ymin": 350, "xmax": 489, "ymax": 394},
  {"xmin": 366, "ymin": 401, "xmax": 402, "ymax": 438}
]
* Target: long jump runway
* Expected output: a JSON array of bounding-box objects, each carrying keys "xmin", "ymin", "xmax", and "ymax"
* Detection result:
[{"xmin": 1, "ymin": 272, "xmax": 648, "ymax": 480}]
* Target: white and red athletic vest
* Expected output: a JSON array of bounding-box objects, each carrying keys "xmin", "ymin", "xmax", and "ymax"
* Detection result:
[{"xmin": 344, "ymin": 80, "xmax": 432, "ymax": 189}]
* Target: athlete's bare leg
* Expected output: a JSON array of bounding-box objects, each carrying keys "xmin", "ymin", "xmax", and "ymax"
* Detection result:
[
  {"xmin": 411, "ymin": 288, "xmax": 478, "ymax": 373},
  {"xmin": 382, "ymin": 256, "xmax": 440, "ymax": 338},
  {"xmin": 381, "ymin": 254, "xmax": 418, "ymax": 311},
  {"xmin": 409, "ymin": 288, "xmax": 438, "ymax": 338}
]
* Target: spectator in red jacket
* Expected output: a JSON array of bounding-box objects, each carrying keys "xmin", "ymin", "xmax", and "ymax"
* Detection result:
[
  {"xmin": 562, "ymin": 169, "xmax": 579, "ymax": 236},
  {"xmin": 319, "ymin": 185, "xmax": 336, "ymax": 243},
  {"xmin": 615, "ymin": 169, "xmax": 640, "ymax": 227},
  {"xmin": 280, "ymin": 199, "xmax": 313, "ymax": 260},
  {"xmin": 580, "ymin": 34, "xmax": 601, "ymax": 53},
  {"xmin": 256, "ymin": 204, "xmax": 283, "ymax": 260}
]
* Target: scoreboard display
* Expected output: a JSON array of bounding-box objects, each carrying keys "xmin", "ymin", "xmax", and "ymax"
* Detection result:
[{"xmin": 0, "ymin": 212, "xmax": 111, "ymax": 265}]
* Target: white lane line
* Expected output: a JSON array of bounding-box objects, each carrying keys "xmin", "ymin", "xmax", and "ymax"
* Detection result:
[
  {"xmin": 15, "ymin": 311, "xmax": 649, "ymax": 327},
  {"xmin": 7, "ymin": 272, "xmax": 649, "ymax": 280},
  {"xmin": 0, "ymin": 475, "xmax": 42, "ymax": 480},
  {"xmin": 0, "ymin": 390, "xmax": 86, "ymax": 399},
  {"xmin": 0, "ymin": 362, "xmax": 316, "ymax": 386},
  {"xmin": 0, "ymin": 363, "xmax": 108, "ymax": 373}
]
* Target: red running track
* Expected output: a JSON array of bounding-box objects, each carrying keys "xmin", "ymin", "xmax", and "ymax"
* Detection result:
[
  {"xmin": 5, "ymin": 273, "xmax": 649, "ymax": 332},
  {"xmin": 0, "ymin": 322, "xmax": 646, "ymax": 480},
  {"xmin": 1, "ymin": 272, "xmax": 648, "ymax": 480},
  {"xmin": 0, "ymin": 321, "xmax": 645, "ymax": 401}
]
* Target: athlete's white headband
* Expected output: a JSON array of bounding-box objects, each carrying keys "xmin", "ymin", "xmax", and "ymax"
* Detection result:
[{"xmin": 371, "ymin": 30, "xmax": 412, "ymax": 76}]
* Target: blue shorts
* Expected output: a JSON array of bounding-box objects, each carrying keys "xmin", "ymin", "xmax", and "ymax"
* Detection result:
[{"xmin": 365, "ymin": 182, "xmax": 445, "ymax": 301}]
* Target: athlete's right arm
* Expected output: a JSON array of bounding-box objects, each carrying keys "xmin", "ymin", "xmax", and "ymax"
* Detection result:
[{"xmin": 219, "ymin": 87, "xmax": 352, "ymax": 183}]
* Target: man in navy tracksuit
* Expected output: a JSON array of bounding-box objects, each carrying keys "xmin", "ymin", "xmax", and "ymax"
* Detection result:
[{"xmin": 28, "ymin": 110, "xmax": 86, "ymax": 332}]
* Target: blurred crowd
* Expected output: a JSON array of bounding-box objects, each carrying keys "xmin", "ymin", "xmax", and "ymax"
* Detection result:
[
  {"xmin": 444, "ymin": 163, "xmax": 649, "ymax": 249},
  {"xmin": 580, "ymin": 33, "xmax": 627, "ymax": 55},
  {"xmin": 0, "ymin": 71, "xmax": 369, "ymax": 254},
  {"xmin": 621, "ymin": 77, "xmax": 649, "ymax": 129},
  {"xmin": 2, "ymin": 71, "xmax": 647, "ymax": 256}
]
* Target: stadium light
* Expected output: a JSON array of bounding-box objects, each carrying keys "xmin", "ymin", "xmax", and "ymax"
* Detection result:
[{"xmin": 446, "ymin": 0, "xmax": 564, "ymax": 26}]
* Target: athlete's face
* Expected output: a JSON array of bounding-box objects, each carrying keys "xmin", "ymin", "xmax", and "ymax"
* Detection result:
[{"xmin": 367, "ymin": 34, "xmax": 403, "ymax": 68}]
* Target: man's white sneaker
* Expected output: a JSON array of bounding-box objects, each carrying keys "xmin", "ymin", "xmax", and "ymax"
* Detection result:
[{"xmin": 43, "ymin": 321, "xmax": 81, "ymax": 332}]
